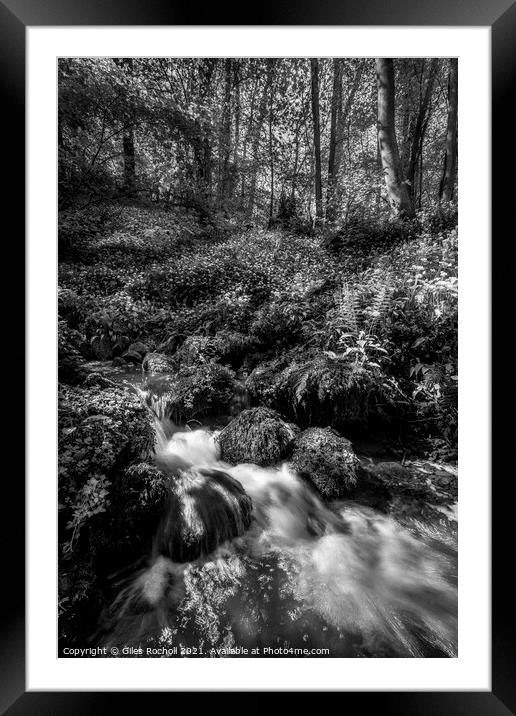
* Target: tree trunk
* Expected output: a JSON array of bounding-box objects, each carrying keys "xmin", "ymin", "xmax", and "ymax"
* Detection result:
[
  {"xmin": 327, "ymin": 59, "xmax": 343, "ymax": 223},
  {"xmin": 406, "ymin": 58, "xmax": 438, "ymax": 202},
  {"xmin": 217, "ymin": 58, "xmax": 233, "ymax": 208},
  {"xmin": 376, "ymin": 58, "xmax": 414, "ymax": 218},
  {"xmin": 116, "ymin": 58, "xmax": 136, "ymax": 195},
  {"xmin": 311, "ymin": 58, "xmax": 324, "ymax": 222},
  {"xmin": 268, "ymin": 71, "xmax": 275, "ymax": 223},
  {"xmin": 247, "ymin": 60, "xmax": 274, "ymax": 219},
  {"xmin": 440, "ymin": 58, "xmax": 458, "ymax": 203}
]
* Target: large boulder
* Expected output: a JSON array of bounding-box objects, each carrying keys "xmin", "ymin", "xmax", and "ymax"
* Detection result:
[
  {"xmin": 289, "ymin": 427, "xmax": 359, "ymax": 499},
  {"xmin": 217, "ymin": 407, "xmax": 298, "ymax": 467},
  {"xmin": 142, "ymin": 351, "xmax": 175, "ymax": 374},
  {"xmin": 136, "ymin": 465, "xmax": 253, "ymax": 563},
  {"xmin": 246, "ymin": 350, "xmax": 385, "ymax": 431}
]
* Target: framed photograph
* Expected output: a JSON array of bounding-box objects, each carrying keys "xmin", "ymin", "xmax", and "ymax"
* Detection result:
[{"xmin": 3, "ymin": 0, "xmax": 513, "ymax": 709}]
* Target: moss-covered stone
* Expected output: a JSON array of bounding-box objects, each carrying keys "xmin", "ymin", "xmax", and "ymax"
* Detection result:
[
  {"xmin": 142, "ymin": 351, "xmax": 176, "ymax": 374},
  {"xmin": 119, "ymin": 461, "xmax": 252, "ymax": 563},
  {"xmin": 289, "ymin": 427, "xmax": 359, "ymax": 498},
  {"xmin": 217, "ymin": 407, "xmax": 298, "ymax": 466},
  {"xmin": 246, "ymin": 350, "xmax": 382, "ymax": 431},
  {"xmin": 152, "ymin": 466, "xmax": 253, "ymax": 563}
]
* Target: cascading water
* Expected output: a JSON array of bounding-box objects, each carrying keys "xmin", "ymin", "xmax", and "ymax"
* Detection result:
[{"xmin": 101, "ymin": 416, "xmax": 457, "ymax": 658}]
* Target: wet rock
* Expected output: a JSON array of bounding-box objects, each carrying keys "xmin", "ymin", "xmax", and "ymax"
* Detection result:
[
  {"xmin": 289, "ymin": 427, "xmax": 359, "ymax": 499},
  {"xmin": 153, "ymin": 466, "xmax": 253, "ymax": 563},
  {"xmin": 121, "ymin": 462, "xmax": 253, "ymax": 564},
  {"xmin": 142, "ymin": 351, "xmax": 175, "ymax": 374},
  {"xmin": 111, "ymin": 356, "xmax": 127, "ymax": 367},
  {"xmin": 217, "ymin": 407, "xmax": 297, "ymax": 467}
]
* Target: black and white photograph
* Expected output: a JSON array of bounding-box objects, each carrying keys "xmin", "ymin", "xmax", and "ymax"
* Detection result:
[{"xmin": 57, "ymin": 56, "xmax": 459, "ymax": 659}]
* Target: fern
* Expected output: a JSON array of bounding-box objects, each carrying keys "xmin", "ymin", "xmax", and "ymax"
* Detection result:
[
  {"xmin": 335, "ymin": 282, "xmax": 361, "ymax": 334},
  {"xmin": 366, "ymin": 274, "xmax": 393, "ymax": 335}
]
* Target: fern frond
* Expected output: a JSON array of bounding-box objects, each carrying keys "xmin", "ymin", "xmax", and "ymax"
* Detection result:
[
  {"xmin": 367, "ymin": 273, "xmax": 393, "ymax": 334},
  {"xmin": 335, "ymin": 282, "xmax": 360, "ymax": 335}
]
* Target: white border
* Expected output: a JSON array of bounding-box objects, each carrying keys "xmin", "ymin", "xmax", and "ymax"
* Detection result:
[{"xmin": 27, "ymin": 26, "xmax": 491, "ymax": 691}]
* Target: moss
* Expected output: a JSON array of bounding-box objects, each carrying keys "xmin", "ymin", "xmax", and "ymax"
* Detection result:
[
  {"xmin": 246, "ymin": 349, "xmax": 381, "ymax": 431},
  {"xmin": 142, "ymin": 351, "xmax": 176, "ymax": 374},
  {"xmin": 217, "ymin": 407, "xmax": 298, "ymax": 466},
  {"xmin": 289, "ymin": 427, "xmax": 359, "ymax": 499}
]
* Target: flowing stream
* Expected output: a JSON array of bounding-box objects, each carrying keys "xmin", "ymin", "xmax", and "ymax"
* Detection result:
[{"xmin": 101, "ymin": 415, "xmax": 457, "ymax": 658}]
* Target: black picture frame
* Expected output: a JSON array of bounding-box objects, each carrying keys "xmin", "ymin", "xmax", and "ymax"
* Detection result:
[{"xmin": 3, "ymin": 0, "xmax": 514, "ymax": 711}]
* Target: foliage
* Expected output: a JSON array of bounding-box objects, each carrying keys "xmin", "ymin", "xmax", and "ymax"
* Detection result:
[
  {"xmin": 140, "ymin": 363, "xmax": 236, "ymax": 423},
  {"xmin": 246, "ymin": 348, "xmax": 392, "ymax": 431}
]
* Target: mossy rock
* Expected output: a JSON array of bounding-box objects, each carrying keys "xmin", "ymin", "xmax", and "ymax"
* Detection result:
[
  {"xmin": 154, "ymin": 466, "xmax": 253, "ymax": 563},
  {"xmin": 246, "ymin": 350, "xmax": 382, "ymax": 431},
  {"xmin": 289, "ymin": 427, "xmax": 359, "ymax": 499},
  {"xmin": 122, "ymin": 462, "xmax": 252, "ymax": 563},
  {"xmin": 217, "ymin": 407, "xmax": 298, "ymax": 467},
  {"xmin": 142, "ymin": 351, "xmax": 176, "ymax": 374}
]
